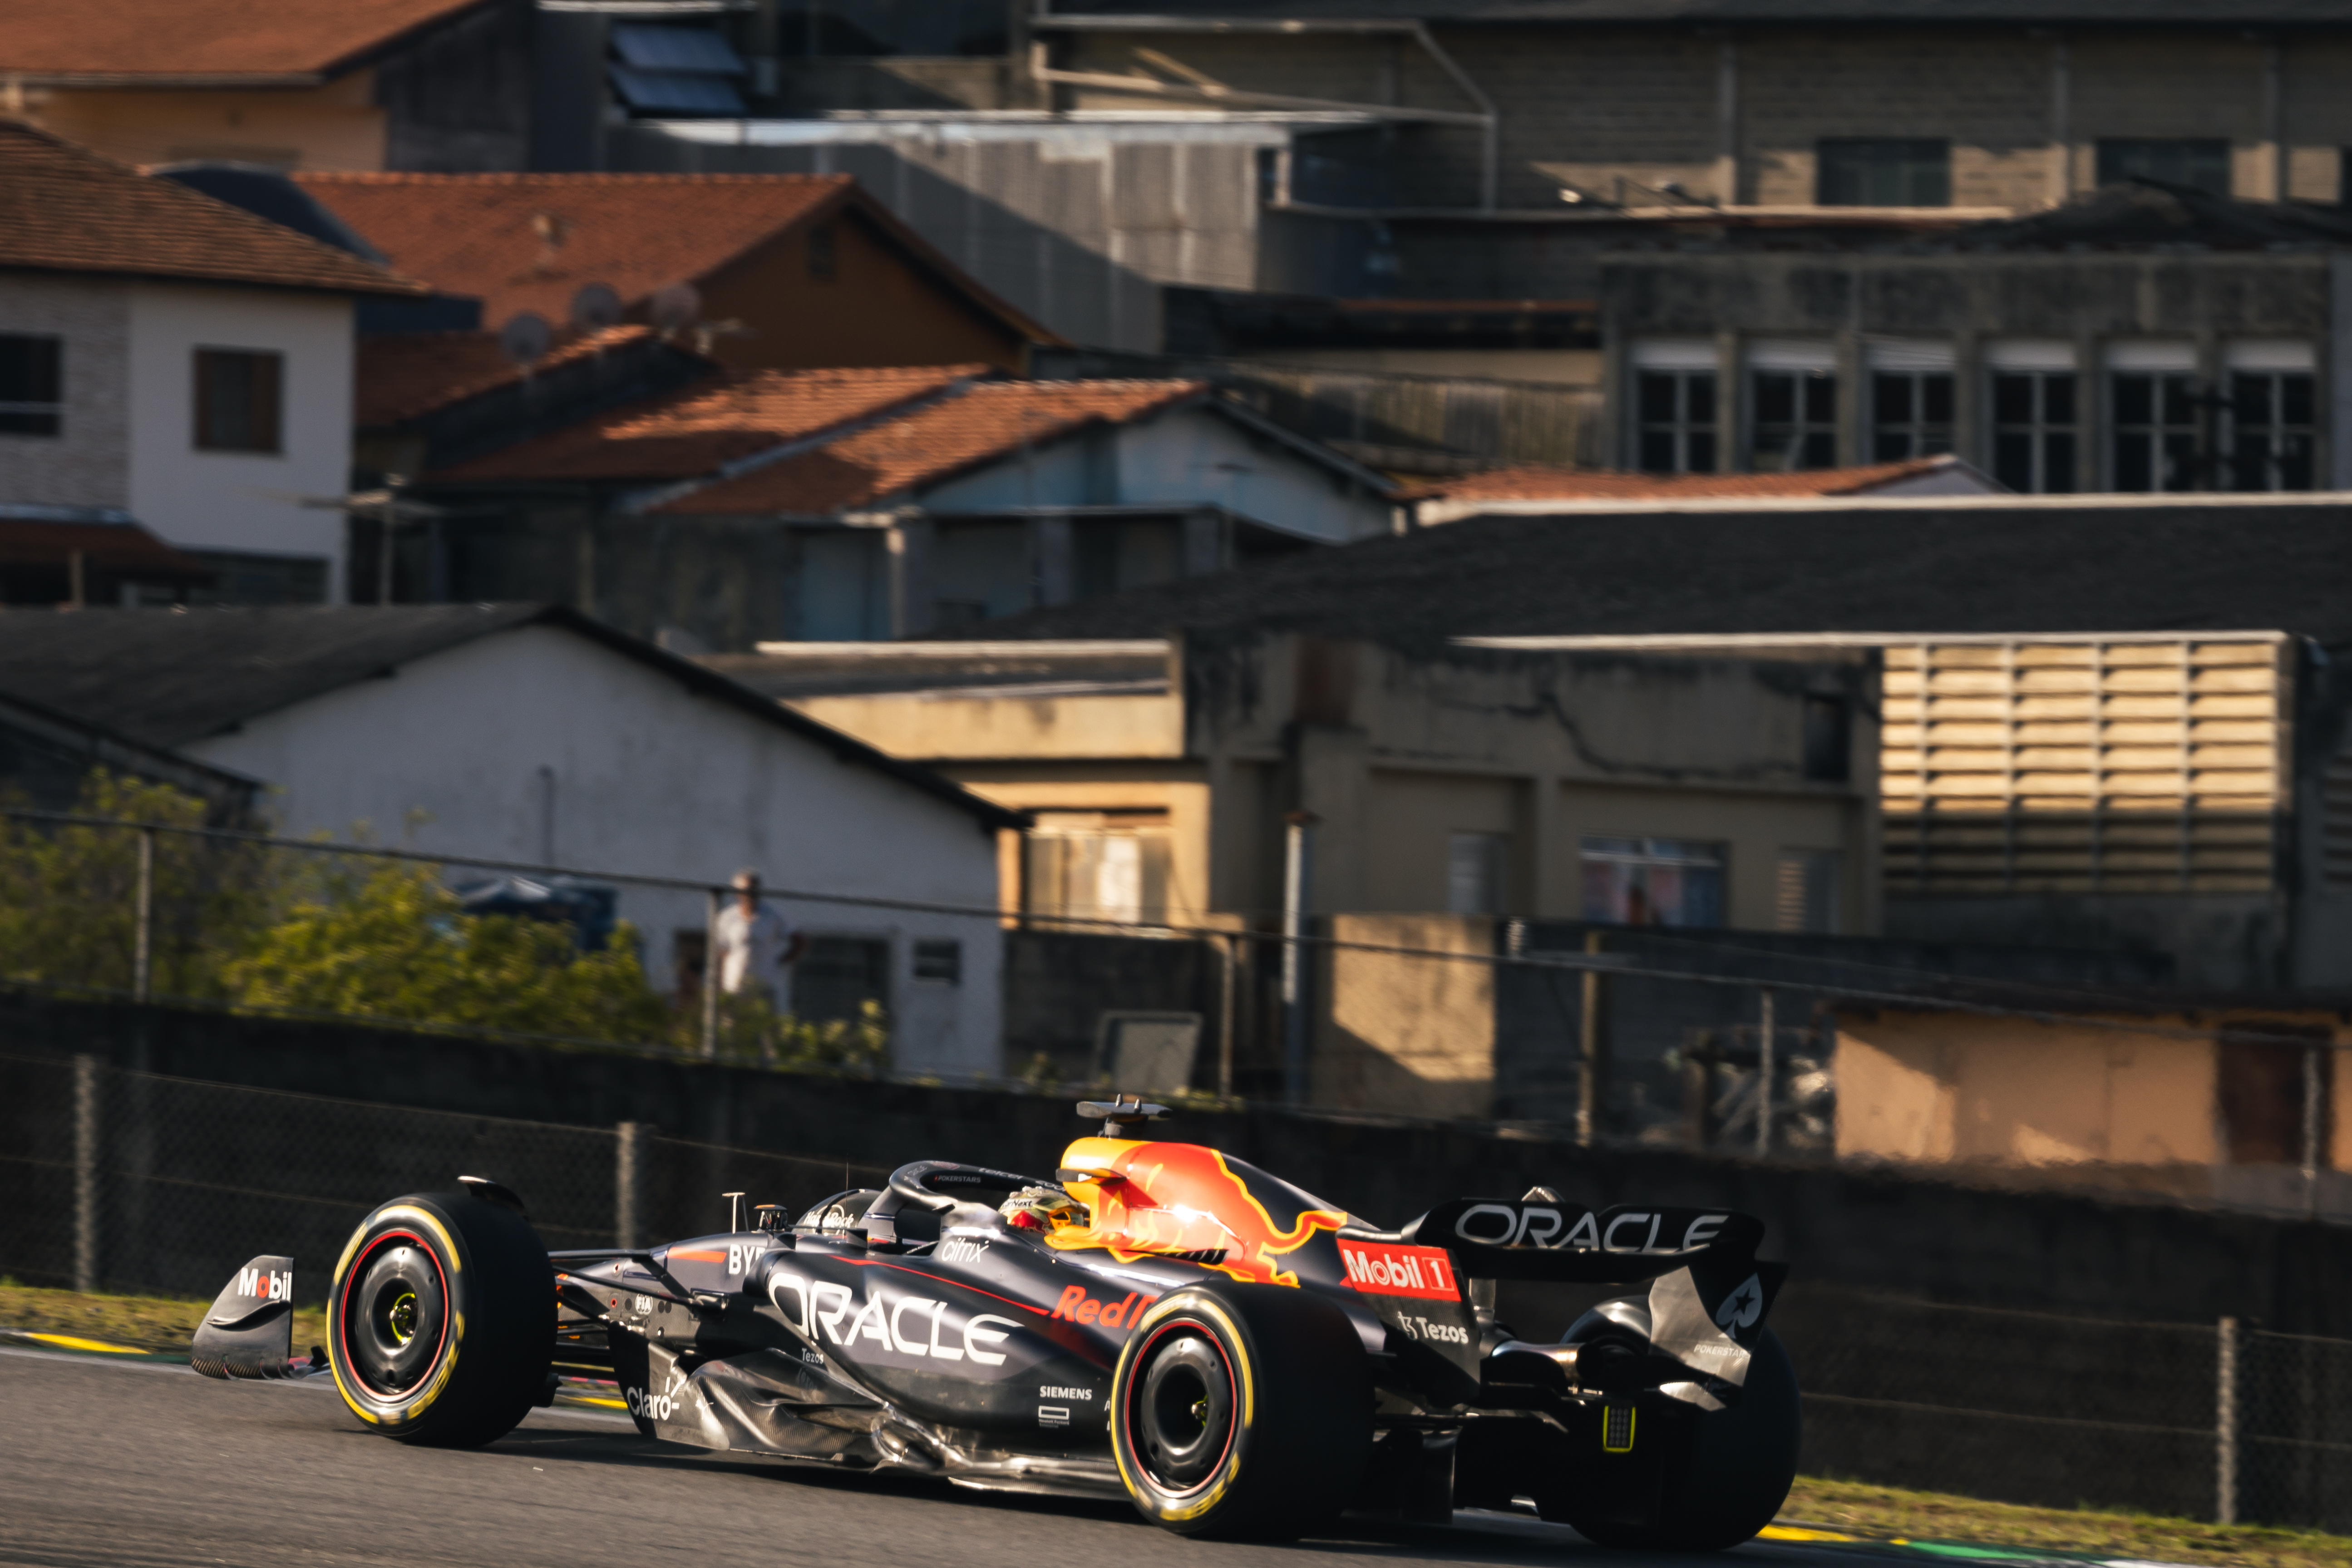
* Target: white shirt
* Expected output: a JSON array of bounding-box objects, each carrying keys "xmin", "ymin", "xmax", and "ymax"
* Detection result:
[{"xmin": 713, "ymin": 901, "xmax": 796, "ymax": 996}]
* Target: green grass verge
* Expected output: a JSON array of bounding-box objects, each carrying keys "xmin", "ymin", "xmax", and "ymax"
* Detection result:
[
  {"xmin": 0, "ymin": 1278, "xmax": 329, "ymax": 1358},
  {"xmin": 1786, "ymin": 1476, "xmax": 2352, "ymax": 1568}
]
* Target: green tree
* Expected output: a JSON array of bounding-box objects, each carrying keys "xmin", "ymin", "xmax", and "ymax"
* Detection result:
[
  {"xmin": 0, "ymin": 771, "xmax": 268, "ymax": 998},
  {"xmin": 227, "ymin": 861, "xmax": 670, "ymax": 1045}
]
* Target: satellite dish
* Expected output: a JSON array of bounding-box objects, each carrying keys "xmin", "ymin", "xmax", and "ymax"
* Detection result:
[
  {"xmin": 648, "ymin": 281, "xmax": 700, "ymax": 334},
  {"xmin": 499, "ymin": 311, "xmax": 552, "ymax": 367},
  {"xmin": 570, "ymin": 282, "xmax": 622, "ymax": 331}
]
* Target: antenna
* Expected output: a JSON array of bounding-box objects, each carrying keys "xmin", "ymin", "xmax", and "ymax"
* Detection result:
[
  {"xmin": 570, "ymin": 282, "xmax": 621, "ymax": 332},
  {"xmin": 499, "ymin": 311, "xmax": 552, "ymax": 368},
  {"xmin": 648, "ymin": 281, "xmax": 701, "ymax": 335}
]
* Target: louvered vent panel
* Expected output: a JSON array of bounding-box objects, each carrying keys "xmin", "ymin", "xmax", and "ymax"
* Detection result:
[{"xmin": 1883, "ymin": 638, "xmax": 2285, "ymax": 898}]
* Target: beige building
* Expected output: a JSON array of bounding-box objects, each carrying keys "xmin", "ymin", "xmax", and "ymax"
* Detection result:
[
  {"xmin": 1835, "ymin": 1002, "xmax": 2352, "ymax": 1214},
  {"xmin": 706, "ymin": 631, "xmax": 1879, "ymax": 936}
]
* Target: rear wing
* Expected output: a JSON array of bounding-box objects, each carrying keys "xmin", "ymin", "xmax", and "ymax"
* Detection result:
[{"xmin": 1396, "ymin": 1198, "xmax": 1767, "ymax": 1285}]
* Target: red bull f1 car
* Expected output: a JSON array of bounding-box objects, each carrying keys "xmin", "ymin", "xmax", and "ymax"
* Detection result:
[{"xmin": 192, "ymin": 1100, "xmax": 1799, "ymax": 1546}]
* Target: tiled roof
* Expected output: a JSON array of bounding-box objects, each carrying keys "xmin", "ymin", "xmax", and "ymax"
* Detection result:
[
  {"xmin": 1406, "ymin": 455, "xmax": 1980, "ymax": 503},
  {"xmin": 0, "ymin": 119, "xmax": 423, "ymax": 296},
  {"xmin": 0, "ymin": 0, "xmax": 489, "ymax": 82},
  {"xmin": 296, "ymin": 173, "xmax": 860, "ymax": 330},
  {"xmin": 357, "ymin": 325, "xmax": 661, "ymax": 428},
  {"xmin": 428, "ymin": 365, "xmax": 987, "ymax": 483},
  {"xmin": 658, "ymin": 380, "xmax": 1206, "ymax": 515}
]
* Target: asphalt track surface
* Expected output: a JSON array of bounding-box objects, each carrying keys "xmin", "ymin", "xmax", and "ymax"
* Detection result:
[{"xmin": 0, "ymin": 1346, "xmax": 1888, "ymax": 1568}]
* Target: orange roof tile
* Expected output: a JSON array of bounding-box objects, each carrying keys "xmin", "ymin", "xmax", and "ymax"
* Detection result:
[
  {"xmin": 296, "ymin": 173, "xmax": 857, "ymax": 330},
  {"xmin": 357, "ymin": 325, "xmax": 675, "ymax": 428},
  {"xmin": 429, "ymin": 364, "xmax": 989, "ymax": 484},
  {"xmin": 0, "ymin": 119, "xmax": 422, "ymax": 295},
  {"xmin": 0, "ymin": 0, "xmax": 488, "ymax": 82},
  {"xmin": 0, "ymin": 518, "xmax": 210, "ymax": 579},
  {"xmin": 1407, "ymin": 455, "xmax": 1985, "ymax": 503},
  {"xmin": 658, "ymin": 380, "xmax": 1206, "ymax": 516}
]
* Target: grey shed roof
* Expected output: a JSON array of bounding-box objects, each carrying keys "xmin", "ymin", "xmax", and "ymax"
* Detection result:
[
  {"xmin": 951, "ymin": 498, "xmax": 2352, "ymax": 648},
  {"xmin": 1045, "ymin": 2, "xmax": 2352, "ymax": 25},
  {"xmin": 0, "ymin": 604, "xmax": 1023, "ymax": 832}
]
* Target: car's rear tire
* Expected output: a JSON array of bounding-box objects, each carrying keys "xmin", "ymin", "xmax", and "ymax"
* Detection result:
[
  {"xmin": 1109, "ymin": 1283, "xmax": 1372, "ymax": 1540},
  {"xmin": 1554, "ymin": 1327, "xmax": 1802, "ymax": 1551},
  {"xmin": 327, "ymin": 1191, "xmax": 552, "ymax": 1447}
]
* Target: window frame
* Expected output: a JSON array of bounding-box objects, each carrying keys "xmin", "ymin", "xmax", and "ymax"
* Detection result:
[
  {"xmin": 1867, "ymin": 367, "xmax": 1955, "ymax": 462},
  {"xmin": 1988, "ymin": 364, "xmax": 2080, "ymax": 494},
  {"xmin": 192, "ymin": 346, "xmax": 285, "ymax": 455},
  {"xmin": 2096, "ymin": 138, "xmax": 2232, "ymax": 197},
  {"xmin": 1816, "ymin": 138, "xmax": 1953, "ymax": 207},
  {"xmin": 1633, "ymin": 366, "xmax": 1719, "ymax": 475},
  {"xmin": 0, "ymin": 332, "xmax": 63, "ymax": 438},
  {"xmin": 2108, "ymin": 367, "xmax": 2202, "ymax": 493},
  {"xmin": 1748, "ymin": 365, "xmax": 1839, "ymax": 473},
  {"xmin": 2224, "ymin": 366, "xmax": 2317, "ymax": 493},
  {"xmin": 1578, "ymin": 835, "xmax": 1728, "ymax": 929}
]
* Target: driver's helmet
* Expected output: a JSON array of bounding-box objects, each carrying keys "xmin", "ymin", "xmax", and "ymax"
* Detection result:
[{"xmin": 1001, "ymin": 1185, "xmax": 1085, "ymax": 1234}]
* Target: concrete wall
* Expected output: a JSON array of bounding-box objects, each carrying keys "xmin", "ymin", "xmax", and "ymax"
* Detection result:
[
  {"xmin": 0, "ymin": 274, "xmax": 128, "ymax": 512},
  {"xmin": 125, "ymin": 281, "xmax": 354, "ymax": 593},
  {"xmin": 1316, "ymin": 912, "xmax": 1498, "ymax": 1119},
  {"xmin": 179, "ymin": 622, "xmax": 1006, "ymax": 1077},
  {"xmin": 19, "ymin": 986, "xmax": 2352, "ymax": 1336},
  {"xmin": 1836, "ymin": 1011, "xmax": 2223, "ymax": 1167}
]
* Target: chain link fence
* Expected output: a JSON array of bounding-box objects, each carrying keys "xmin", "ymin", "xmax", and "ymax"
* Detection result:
[
  {"xmin": 6, "ymin": 1046, "xmax": 2352, "ymax": 1528},
  {"xmin": 0, "ymin": 1050, "xmax": 887, "ymax": 1305}
]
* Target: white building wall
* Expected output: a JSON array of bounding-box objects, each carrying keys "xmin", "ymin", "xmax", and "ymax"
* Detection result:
[
  {"xmin": 183, "ymin": 624, "xmax": 1005, "ymax": 1077},
  {"xmin": 0, "ymin": 273, "xmax": 131, "ymax": 512},
  {"xmin": 126, "ymin": 281, "xmax": 354, "ymax": 597},
  {"xmin": 918, "ymin": 406, "xmax": 1390, "ymax": 543}
]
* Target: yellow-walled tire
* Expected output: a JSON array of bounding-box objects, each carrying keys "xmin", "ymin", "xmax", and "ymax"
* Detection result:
[
  {"xmin": 1109, "ymin": 1283, "xmax": 1371, "ymax": 1540},
  {"xmin": 327, "ymin": 1191, "xmax": 552, "ymax": 1448}
]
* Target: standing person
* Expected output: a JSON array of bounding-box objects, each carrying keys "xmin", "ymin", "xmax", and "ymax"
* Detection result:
[{"xmin": 711, "ymin": 868, "xmax": 806, "ymax": 1006}]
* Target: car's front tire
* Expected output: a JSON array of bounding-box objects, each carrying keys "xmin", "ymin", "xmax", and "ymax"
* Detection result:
[
  {"xmin": 327, "ymin": 1191, "xmax": 552, "ymax": 1447},
  {"xmin": 1109, "ymin": 1283, "xmax": 1372, "ymax": 1539}
]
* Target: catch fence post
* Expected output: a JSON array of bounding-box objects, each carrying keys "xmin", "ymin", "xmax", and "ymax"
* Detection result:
[
  {"xmin": 1215, "ymin": 931, "xmax": 1237, "ymax": 1102},
  {"xmin": 132, "ymin": 826, "xmax": 154, "ymax": 1003},
  {"xmin": 1756, "ymin": 987, "xmax": 1776, "ymax": 1159},
  {"xmin": 1280, "ymin": 813, "xmax": 1316, "ymax": 1108},
  {"xmin": 1577, "ymin": 930, "xmax": 1606, "ymax": 1147},
  {"xmin": 616, "ymin": 1121, "xmax": 652, "ymax": 1250},
  {"xmin": 701, "ymin": 888, "xmax": 721, "ymax": 1061},
  {"xmin": 73, "ymin": 1054, "xmax": 99, "ymax": 1293},
  {"xmin": 2217, "ymin": 1315, "xmax": 2241, "ymax": 1525},
  {"xmin": 2302, "ymin": 1043, "xmax": 2322, "ymax": 1218}
]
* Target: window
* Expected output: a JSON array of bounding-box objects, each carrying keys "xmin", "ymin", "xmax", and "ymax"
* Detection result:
[
  {"xmin": 1580, "ymin": 836, "xmax": 1726, "ymax": 928},
  {"xmin": 1803, "ymin": 694, "xmax": 1851, "ymax": 782},
  {"xmin": 1750, "ymin": 357, "xmax": 1838, "ymax": 472},
  {"xmin": 1631, "ymin": 340, "xmax": 1719, "ymax": 474},
  {"xmin": 1446, "ymin": 832, "xmax": 1506, "ymax": 916},
  {"xmin": 1987, "ymin": 343, "xmax": 2078, "ymax": 494},
  {"xmin": 912, "ymin": 938, "xmax": 962, "ymax": 985},
  {"xmin": 2098, "ymin": 139, "xmax": 2231, "ymax": 197},
  {"xmin": 1775, "ymin": 851, "xmax": 1842, "ymax": 934},
  {"xmin": 1868, "ymin": 347, "xmax": 1954, "ymax": 462},
  {"xmin": 2224, "ymin": 346, "xmax": 2317, "ymax": 493},
  {"xmin": 193, "ymin": 348, "xmax": 282, "ymax": 453},
  {"xmin": 1817, "ymin": 138, "xmax": 1951, "ymax": 207},
  {"xmin": 0, "ymin": 333, "xmax": 62, "ymax": 436},
  {"xmin": 806, "ymin": 222, "xmax": 837, "ymax": 281},
  {"xmin": 2110, "ymin": 353, "xmax": 2200, "ymax": 492},
  {"xmin": 792, "ymin": 936, "xmax": 889, "ymax": 1024},
  {"xmin": 1024, "ymin": 812, "xmax": 1172, "ymax": 926}
]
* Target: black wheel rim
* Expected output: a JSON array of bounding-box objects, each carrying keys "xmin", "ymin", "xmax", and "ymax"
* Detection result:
[
  {"xmin": 340, "ymin": 1232, "xmax": 449, "ymax": 1399},
  {"xmin": 1132, "ymin": 1326, "xmax": 1236, "ymax": 1493}
]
